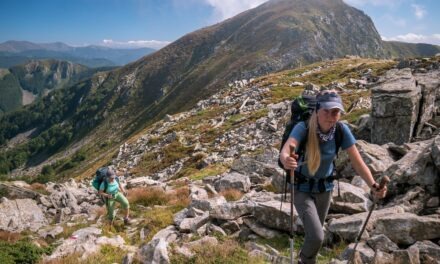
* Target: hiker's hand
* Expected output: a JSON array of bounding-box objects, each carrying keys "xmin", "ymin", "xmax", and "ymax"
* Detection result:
[
  {"xmin": 371, "ymin": 183, "xmax": 387, "ymax": 199},
  {"xmin": 283, "ymin": 153, "xmax": 299, "ymax": 170}
]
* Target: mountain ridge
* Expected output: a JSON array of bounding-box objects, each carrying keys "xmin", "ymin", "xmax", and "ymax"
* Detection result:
[
  {"xmin": 1, "ymin": 0, "xmax": 440, "ymax": 178},
  {"xmin": 0, "ymin": 40, "xmax": 156, "ymax": 67}
]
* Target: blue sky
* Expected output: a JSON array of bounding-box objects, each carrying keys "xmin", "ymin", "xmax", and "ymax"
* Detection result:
[{"xmin": 0, "ymin": 0, "xmax": 439, "ymax": 49}]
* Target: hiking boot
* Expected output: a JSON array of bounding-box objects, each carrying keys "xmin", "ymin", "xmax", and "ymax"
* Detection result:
[{"xmin": 124, "ymin": 217, "xmax": 132, "ymax": 225}]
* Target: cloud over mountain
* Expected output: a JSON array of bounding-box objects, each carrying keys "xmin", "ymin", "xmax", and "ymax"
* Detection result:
[
  {"xmin": 102, "ymin": 39, "xmax": 171, "ymax": 49},
  {"xmin": 383, "ymin": 33, "xmax": 440, "ymax": 45}
]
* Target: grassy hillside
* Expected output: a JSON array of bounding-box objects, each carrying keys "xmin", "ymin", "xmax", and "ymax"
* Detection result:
[
  {"xmin": 0, "ymin": 69, "xmax": 22, "ymax": 113},
  {"xmin": 383, "ymin": 41, "xmax": 440, "ymax": 58}
]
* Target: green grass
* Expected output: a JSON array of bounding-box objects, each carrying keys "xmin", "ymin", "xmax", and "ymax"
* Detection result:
[
  {"xmin": 344, "ymin": 109, "xmax": 370, "ymax": 124},
  {"xmin": 135, "ymin": 206, "xmax": 177, "ymax": 244},
  {"xmin": 189, "ymin": 164, "xmax": 229, "ymax": 181},
  {"xmin": 256, "ymin": 234, "xmax": 304, "ymax": 257},
  {"xmin": 257, "ymin": 235, "xmax": 348, "ymax": 263},
  {"xmin": 170, "ymin": 239, "xmax": 266, "ymax": 264},
  {"xmin": 266, "ymin": 86, "xmax": 303, "ymax": 104},
  {"xmin": 44, "ymin": 244, "xmax": 134, "ymax": 264},
  {"xmin": 134, "ymin": 139, "xmax": 193, "ymax": 176},
  {"xmin": 317, "ymin": 242, "xmax": 348, "ymax": 264}
]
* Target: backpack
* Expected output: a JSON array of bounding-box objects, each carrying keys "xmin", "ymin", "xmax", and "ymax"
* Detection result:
[
  {"xmin": 278, "ymin": 95, "xmax": 344, "ymax": 194},
  {"xmin": 278, "ymin": 95, "xmax": 317, "ymax": 170},
  {"xmin": 91, "ymin": 167, "xmax": 119, "ymax": 192}
]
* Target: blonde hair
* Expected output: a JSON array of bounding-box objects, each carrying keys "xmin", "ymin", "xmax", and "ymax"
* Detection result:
[{"xmin": 306, "ymin": 111, "xmax": 320, "ymax": 176}]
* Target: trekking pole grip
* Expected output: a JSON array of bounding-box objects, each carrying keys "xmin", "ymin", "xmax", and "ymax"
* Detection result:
[{"xmin": 378, "ymin": 176, "xmax": 390, "ymax": 190}]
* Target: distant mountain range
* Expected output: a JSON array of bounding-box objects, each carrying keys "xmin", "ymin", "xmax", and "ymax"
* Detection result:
[
  {"xmin": 1, "ymin": 0, "xmax": 440, "ymax": 178},
  {"xmin": 0, "ymin": 59, "xmax": 113, "ymax": 113},
  {"xmin": 0, "ymin": 41, "xmax": 156, "ymax": 68}
]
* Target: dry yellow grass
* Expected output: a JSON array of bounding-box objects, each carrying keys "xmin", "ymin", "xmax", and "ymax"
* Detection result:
[
  {"xmin": 127, "ymin": 187, "xmax": 169, "ymax": 206},
  {"xmin": 29, "ymin": 183, "xmax": 49, "ymax": 194},
  {"xmin": 0, "ymin": 230, "xmax": 21, "ymax": 243},
  {"xmin": 219, "ymin": 189, "xmax": 244, "ymax": 201},
  {"xmin": 127, "ymin": 186, "xmax": 190, "ymax": 209}
]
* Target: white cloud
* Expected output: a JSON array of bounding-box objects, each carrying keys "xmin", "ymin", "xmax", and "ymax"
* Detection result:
[
  {"xmin": 411, "ymin": 4, "xmax": 426, "ymax": 19},
  {"xmin": 201, "ymin": 0, "xmax": 269, "ymax": 22},
  {"xmin": 382, "ymin": 33, "xmax": 440, "ymax": 45},
  {"xmin": 101, "ymin": 39, "xmax": 171, "ymax": 49}
]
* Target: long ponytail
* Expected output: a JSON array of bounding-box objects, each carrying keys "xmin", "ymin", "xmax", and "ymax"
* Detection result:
[{"xmin": 306, "ymin": 111, "xmax": 320, "ymax": 176}]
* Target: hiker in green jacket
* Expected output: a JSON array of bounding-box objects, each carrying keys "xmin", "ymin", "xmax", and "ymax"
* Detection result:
[{"xmin": 98, "ymin": 169, "xmax": 131, "ymax": 225}]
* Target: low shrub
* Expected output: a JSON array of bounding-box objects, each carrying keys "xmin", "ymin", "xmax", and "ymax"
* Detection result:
[{"xmin": 0, "ymin": 240, "xmax": 49, "ymax": 264}]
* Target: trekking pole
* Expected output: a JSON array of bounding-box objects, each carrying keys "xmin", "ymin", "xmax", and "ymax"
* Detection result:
[
  {"xmin": 289, "ymin": 146, "xmax": 296, "ymax": 264},
  {"xmin": 348, "ymin": 176, "xmax": 390, "ymax": 264}
]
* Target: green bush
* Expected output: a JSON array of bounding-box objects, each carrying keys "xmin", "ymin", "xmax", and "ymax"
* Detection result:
[
  {"xmin": 41, "ymin": 165, "xmax": 55, "ymax": 176},
  {"xmin": 0, "ymin": 240, "xmax": 48, "ymax": 264}
]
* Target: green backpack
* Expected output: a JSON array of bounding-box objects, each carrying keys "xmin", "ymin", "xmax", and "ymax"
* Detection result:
[{"xmin": 91, "ymin": 167, "xmax": 119, "ymax": 192}]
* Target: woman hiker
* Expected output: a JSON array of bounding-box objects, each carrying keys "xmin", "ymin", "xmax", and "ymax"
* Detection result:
[
  {"xmin": 98, "ymin": 169, "xmax": 131, "ymax": 225},
  {"xmin": 280, "ymin": 91, "xmax": 387, "ymax": 264}
]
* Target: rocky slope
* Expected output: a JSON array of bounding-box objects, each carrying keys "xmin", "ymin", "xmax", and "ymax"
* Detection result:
[
  {"xmin": 3, "ymin": 0, "xmax": 440, "ymax": 179},
  {"xmin": 1, "ymin": 56, "xmax": 439, "ymax": 263}
]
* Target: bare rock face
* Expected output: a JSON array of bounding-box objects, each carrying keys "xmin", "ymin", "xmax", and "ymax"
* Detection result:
[
  {"xmin": 432, "ymin": 135, "xmax": 440, "ymax": 170},
  {"xmin": 336, "ymin": 140, "xmax": 394, "ymax": 178},
  {"xmin": 385, "ymin": 186, "xmax": 426, "ymax": 214},
  {"xmin": 0, "ymin": 198, "xmax": 48, "ymax": 232},
  {"xmin": 330, "ymin": 181, "xmax": 372, "ymax": 214},
  {"xmin": 209, "ymin": 200, "xmax": 255, "ymax": 220},
  {"xmin": 139, "ymin": 238, "xmax": 170, "ymax": 264},
  {"xmin": 371, "ymin": 68, "xmax": 421, "ymax": 145},
  {"xmin": 413, "ymin": 70, "xmax": 440, "ymax": 137},
  {"xmin": 243, "ymin": 217, "xmax": 282, "ymax": 239},
  {"xmin": 45, "ymin": 227, "xmax": 133, "ymax": 261},
  {"xmin": 214, "ymin": 172, "xmax": 251, "ymax": 193},
  {"xmin": 408, "ymin": 240, "xmax": 440, "ymax": 262},
  {"xmin": 327, "ymin": 206, "xmax": 404, "ymax": 242},
  {"xmin": 254, "ymin": 200, "xmax": 299, "ymax": 232},
  {"xmin": 373, "ymin": 212, "xmax": 440, "ymax": 245},
  {"xmin": 366, "ymin": 234, "xmax": 399, "ymax": 253},
  {"xmin": 151, "ymin": 226, "xmax": 179, "ymax": 244},
  {"xmin": 385, "ymin": 139, "xmax": 439, "ymax": 195},
  {"xmin": 340, "ymin": 242, "xmax": 375, "ymax": 264},
  {"xmin": 178, "ymin": 212, "xmax": 210, "ymax": 233}
]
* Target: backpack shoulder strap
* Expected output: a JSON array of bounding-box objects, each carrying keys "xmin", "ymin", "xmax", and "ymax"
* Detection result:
[
  {"xmin": 335, "ymin": 122, "xmax": 344, "ymax": 156},
  {"xmin": 297, "ymin": 125, "xmax": 309, "ymax": 161},
  {"xmin": 103, "ymin": 177, "xmax": 109, "ymax": 192}
]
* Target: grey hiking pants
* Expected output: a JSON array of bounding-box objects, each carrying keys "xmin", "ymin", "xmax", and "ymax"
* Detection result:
[{"xmin": 294, "ymin": 190, "xmax": 332, "ymax": 264}]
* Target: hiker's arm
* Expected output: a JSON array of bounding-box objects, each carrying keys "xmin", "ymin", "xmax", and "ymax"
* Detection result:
[
  {"xmin": 346, "ymin": 145, "xmax": 387, "ymax": 198},
  {"xmin": 280, "ymin": 137, "xmax": 299, "ymax": 170},
  {"xmin": 346, "ymin": 145, "xmax": 375, "ymax": 187},
  {"xmin": 119, "ymin": 185, "xmax": 127, "ymax": 196},
  {"xmin": 98, "ymin": 190, "xmax": 112, "ymax": 198}
]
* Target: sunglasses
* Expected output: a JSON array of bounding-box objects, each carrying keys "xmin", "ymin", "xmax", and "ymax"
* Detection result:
[{"xmin": 319, "ymin": 90, "xmax": 338, "ymax": 96}]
